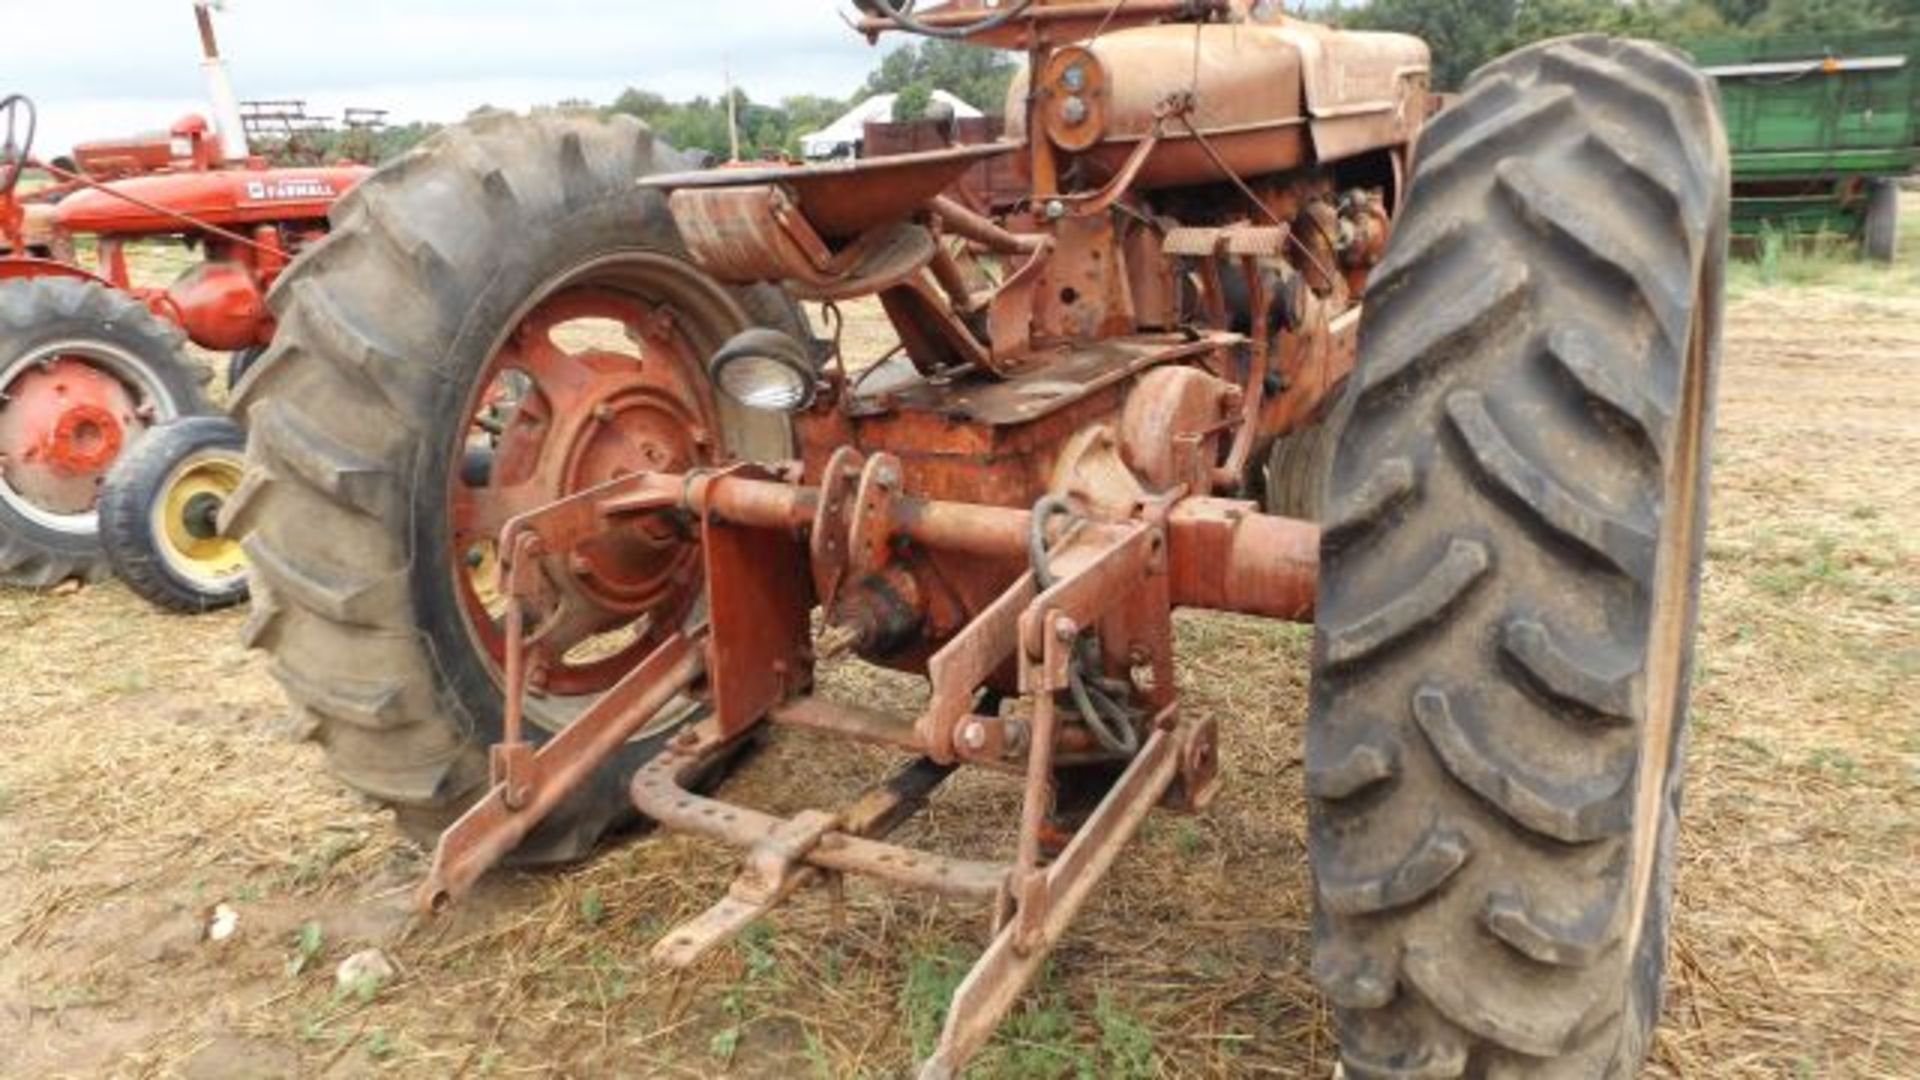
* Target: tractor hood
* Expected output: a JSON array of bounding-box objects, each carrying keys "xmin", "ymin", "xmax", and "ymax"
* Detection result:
[
  {"xmin": 1006, "ymin": 18, "xmax": 1431, "ymax": 186},
  {"xmin": 54, "ymin": 165, "xmax": 369, "ymax": 237}
]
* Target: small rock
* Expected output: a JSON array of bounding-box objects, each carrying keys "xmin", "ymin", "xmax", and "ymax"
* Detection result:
[
  {"xmin": 52, "ymin": 579, "xmax": 82, "ymax": 597},
  {"xmin": 207, "ymin": 903, "xmax": 240, "ymax": 942},
  {"xmin": 335, "ymin": 948, "xmax": 395, "ymax": 992}
]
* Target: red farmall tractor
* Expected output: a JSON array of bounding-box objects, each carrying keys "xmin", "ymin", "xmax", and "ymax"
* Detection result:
[
  {"xmin": 234, "ymin": 2, "xmax": 1728, "ymax": 1075},
  {"xmin": 0, "ymin": 2, "xmax": 367, "ymax": 608}
]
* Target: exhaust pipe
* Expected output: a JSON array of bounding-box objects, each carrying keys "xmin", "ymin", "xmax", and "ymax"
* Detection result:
[{"xmin": 193, "ymin": 2, "xmax": 251, "ymax": 161}]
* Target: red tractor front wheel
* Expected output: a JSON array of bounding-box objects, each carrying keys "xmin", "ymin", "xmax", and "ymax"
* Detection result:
[{"xmin": 0, "ymin": 278, "xmax": 210, "ymax": 587}]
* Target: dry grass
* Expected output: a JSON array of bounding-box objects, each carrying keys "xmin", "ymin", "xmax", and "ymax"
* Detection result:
[{"xmin": 2, "ymin": 203, "xmax": 1917, "ymax": 1078}]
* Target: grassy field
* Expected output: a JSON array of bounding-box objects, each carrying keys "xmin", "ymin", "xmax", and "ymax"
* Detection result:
[{"xmin": 1, "ymin": 200, "xmax": 1916, "ymax": 1078}]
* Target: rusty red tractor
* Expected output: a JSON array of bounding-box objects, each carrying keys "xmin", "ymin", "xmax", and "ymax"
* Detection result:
[
  {"xmin": 234, "ymin": 2, "xmax": 1728, "ymax": 1075},
  {"xmin": 0, "ymin": 2, "xmax": 368, "ymax": 608}
]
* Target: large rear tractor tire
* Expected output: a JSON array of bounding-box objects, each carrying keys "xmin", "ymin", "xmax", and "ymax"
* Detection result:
[
  {"xmin": 1262, "ymin": 418, "xmax": 1337, "ymax": 520},
  {"xmin": 228, "ymin": 112, "xmax": 806, "ymax": 863},
  {"xmin": 0, "ymin": 278, "xmax": 210, "ymax": 587},
  {"xmin": 1307, "ymin": 37, "xmax": 1727, "ymax": 1077}
]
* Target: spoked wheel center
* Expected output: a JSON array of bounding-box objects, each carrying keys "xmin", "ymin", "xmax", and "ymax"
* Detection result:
[
  {"xmin": 450, "ymin": 282, "xmax": 721, "ymax": 706},
  {"xmin": 0, "ymin": 347, "xmax": 155, "ymax": 531}
]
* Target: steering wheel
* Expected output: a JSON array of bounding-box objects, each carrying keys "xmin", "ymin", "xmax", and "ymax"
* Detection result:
[{"xmin": 1, "ymin": 94, "xmax": 37, "ymax": 201}]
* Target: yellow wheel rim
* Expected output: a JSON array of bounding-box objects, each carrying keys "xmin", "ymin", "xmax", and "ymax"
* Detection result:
[{"xmin": 151, "ymin": 449, "xmax": 248, "ymax": 586}]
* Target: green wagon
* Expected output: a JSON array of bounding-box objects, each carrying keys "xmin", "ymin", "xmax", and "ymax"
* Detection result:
[{"xmin": 1687, "ymin": 31, "xmax": 1918, "ymax": 260}]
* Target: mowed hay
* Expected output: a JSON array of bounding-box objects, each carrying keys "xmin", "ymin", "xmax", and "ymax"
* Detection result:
[{"xmin": 2, "ymin": 216, "xmax": 1918, "ymax": 1076}]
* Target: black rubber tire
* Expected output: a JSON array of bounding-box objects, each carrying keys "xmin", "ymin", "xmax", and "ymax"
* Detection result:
[
  {"xmin": 99, "ymin": 416, "xmax": 250, "ymax": 614},
  {"xmin": 1864, "ymin": 178, "xmax": 1899, "ymax": 264},
  {"xmin": 226, "ymin": 112, "xmax": 805, "ymax": 863},
  {"xmin": 1262, "ymin": 418, "xmax": 1337, "ymax": 520},
  {"xmin": 1307, "ymin": 37, "xmax": 1727, "ymax": 1078},
  {"xmin": 0, "ymin": 278, "xmax": 209, "ymax": 588}
]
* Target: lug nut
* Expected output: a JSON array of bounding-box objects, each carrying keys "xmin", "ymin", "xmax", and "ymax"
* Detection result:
[
  {"xmin": 959, "ymin": 720, "xmax": 989, "ymax": 752},
  {"xmin": 1061, "ymin": 96, "xmax": 1089, "ymax": 125}
]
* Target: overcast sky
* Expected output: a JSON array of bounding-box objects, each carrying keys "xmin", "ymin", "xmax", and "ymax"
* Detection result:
[{"xmin": 7, "ymin": 0, "xmax": 884, "ymax": 153}]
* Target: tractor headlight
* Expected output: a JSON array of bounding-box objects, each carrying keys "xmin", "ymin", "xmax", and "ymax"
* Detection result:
[{"xmin": 709, "ymin": 329, "xmax": 819, "ymax": 413}]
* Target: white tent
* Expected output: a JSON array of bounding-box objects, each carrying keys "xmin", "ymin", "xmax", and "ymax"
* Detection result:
[{"xmin": 799, "ymin": 91, "xmax": 984, "ymax": 161}]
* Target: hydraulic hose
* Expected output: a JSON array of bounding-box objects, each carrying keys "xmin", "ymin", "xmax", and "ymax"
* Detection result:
[
  {"xmin": 1029, "ymin": 495, "xmax": 1142, "ymax": 757},
  {"xmin": 856, "ymin": 0, "xmax": 1038, "ymax": 40}
]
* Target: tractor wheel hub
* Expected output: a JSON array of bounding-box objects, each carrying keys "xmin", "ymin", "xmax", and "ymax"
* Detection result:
[
  {"xmin": 0, "ymin": 355, "xmax": 142, "ymax": 519},
  {"xmin": 552, "ymin": 379, "xmax": 707, "ymax": 613},
  {"xmin": 48, "ymin": 402, "xmax": 127, "ymax": 473},
  {"xmin": 451, "ymin": 284, "xmax": 723, "ymax": 700}
]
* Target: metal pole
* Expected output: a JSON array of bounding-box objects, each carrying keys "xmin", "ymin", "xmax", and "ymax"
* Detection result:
[
  {"xmin": 725, "ymin": 58, "xmax": 741, "ymax": 163},
  {"xmin": 193, "ymin": 2, "xmax": 252, "ymax": 161}
]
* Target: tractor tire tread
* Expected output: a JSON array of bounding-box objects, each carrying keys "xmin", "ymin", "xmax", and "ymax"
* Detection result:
[{"xmin": 1309, "ymin": 35, "xmax": 1727, "ymax": 1077}]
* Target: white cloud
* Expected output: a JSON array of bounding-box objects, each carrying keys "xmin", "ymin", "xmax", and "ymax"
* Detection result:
[{"xmin": 6, "ymin": 0, "xmax": 886, "ymax": 152}]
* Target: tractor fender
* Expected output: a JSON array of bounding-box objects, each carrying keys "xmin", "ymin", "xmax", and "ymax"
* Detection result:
[
  {"xmin": 0, "ymin": 258, "xmax": 186, "ymax": 339},
  {"xmin": 0, "ymin": 255, "xmax": 113, "ymax": 287},
  {"xmin": 1267, "ymin": 21, "xmax": 1433, "ymax": 162}
]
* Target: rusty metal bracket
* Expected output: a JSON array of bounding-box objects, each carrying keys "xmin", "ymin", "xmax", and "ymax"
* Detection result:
[
  {"xmin": 416, "ymin": 630, "xmax": 707, "ymax": 913},
  {"xmin": 920, "ymin": 710, "xmax": 1197, "ymax": 1079},
  {"xmin": 848, "ymin": 452, "xmax": 903, "ymax": 582},
  {"xmin": 652, "ymin": 808, "xmax": 839, "ymax": 969},
  {"xmin": 491, "ymin": 530, "xmax": 546, "ymax": 809},
  {"xmin": 985, "ymin": 238, "xmax": 1054, "ymax": 372},
  {"xmin": 701, "ymin": 469, "xmax": 815, "ymax": 737},
  {"xmin": 634, "ymin": 724, "xmax": 995, "ymax": 966},
  {"xmin": 1217, "ymin": 251, "xmax": 1276, "ymax": 486},
  {"xmin": 811, "ymin": 446, "xmax": 865, "ymax": 614},
  {"xmin": 917, "ymin": 569, "xmax": 1039, "ymax": 764}
]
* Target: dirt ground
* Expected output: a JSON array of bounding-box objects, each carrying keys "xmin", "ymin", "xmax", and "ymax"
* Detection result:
[{"xmin": 2, "ymin": 204, "xmax": 1917, "ymax": 1078}]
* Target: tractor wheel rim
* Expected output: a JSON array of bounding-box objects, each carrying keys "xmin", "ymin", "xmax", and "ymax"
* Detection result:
[
  {"xmin": 0, "ymin": 339, "xmax": 182, "ymax": 534},
  {"xmin": 151, "ymin": 448, "xmax": 248, "ymax": 588},
  {"xmin": 447, "ymin": 254, "xmax": 736, "ymax": 727}
]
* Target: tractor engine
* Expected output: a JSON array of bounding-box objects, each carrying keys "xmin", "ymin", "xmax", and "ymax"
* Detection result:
[{"xmin": 653, "ymin": 12, "xmax": 1425, "ymax": 674}]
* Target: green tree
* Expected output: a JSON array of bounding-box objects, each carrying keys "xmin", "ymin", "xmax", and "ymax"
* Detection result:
[
  {"xmin": 1753, "ymin": 0, "xmax": 1907, "ymax": 31},
  {"xmin": 892, "ymin": 83, "xmax": 935, "ymax": 122},
  {"xmin": 779, "ymin": 94, "xmax": 849, "ymax": 155},
  {"xmin": 1331, "ymin": 0, "xmax": 1915, "ymax": 88},
  {"xmin": 606, "ymin": 88, "xmax": 671, "ymax": 124},
  {"xmin": 1342, "ymin": 0, "xmax": 1519, "ymax": 88},
  {"xmin": 1711, "ymin": 0, "xmax": 1772, "ymax": 21},
  {"xmin": 861, "ymin": 39, "xmax": 1018, "ymax": 113}
]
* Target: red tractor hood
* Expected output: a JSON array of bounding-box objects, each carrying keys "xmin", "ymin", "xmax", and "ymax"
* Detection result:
[{"xmin": 53, "ymin": 164, "xmax": 370, "ymax": 237}]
